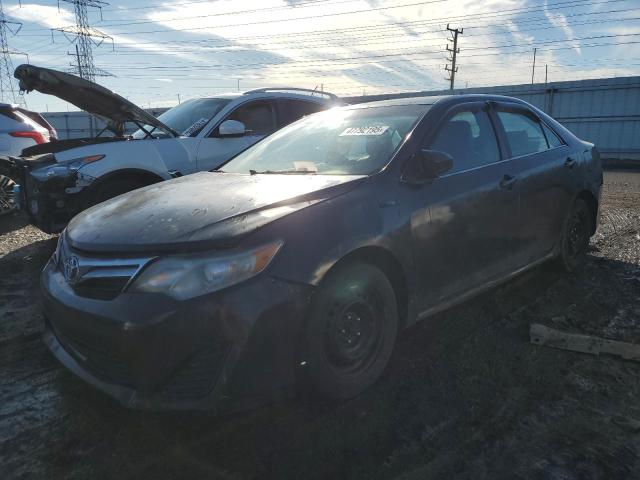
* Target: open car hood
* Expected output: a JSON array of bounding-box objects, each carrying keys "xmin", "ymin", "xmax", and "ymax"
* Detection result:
[{"xmin": 14, "ymin": 64, "xmax": 178, "ymax": 137}]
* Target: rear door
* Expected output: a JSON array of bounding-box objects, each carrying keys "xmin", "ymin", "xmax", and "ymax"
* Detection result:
[
  {"xmin": 411, "ymin": 102, "xmax": 519, "ymax": 309},
  {"xmin": 195, "ymin": 99, "xmax": 278, "ymax": 171},
  {"xmin": 491, "ymin": 103, "xmax": 574, "ymax": 266}
]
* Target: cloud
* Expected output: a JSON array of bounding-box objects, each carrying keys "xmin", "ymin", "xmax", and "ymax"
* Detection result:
[{"xmin": 543, "ymin": 0, "xmax": 581, "ymax": 55}]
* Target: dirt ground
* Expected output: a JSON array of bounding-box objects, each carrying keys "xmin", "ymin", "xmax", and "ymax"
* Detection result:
[{"xmin": 1, "ymin": 170, "xmax": 640, "ymax": 480}]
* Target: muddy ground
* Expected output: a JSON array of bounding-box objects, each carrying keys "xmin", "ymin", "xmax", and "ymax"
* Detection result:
[{"xmin": 1, "ymin": 170, "xmax": 639, "ymax": 480}]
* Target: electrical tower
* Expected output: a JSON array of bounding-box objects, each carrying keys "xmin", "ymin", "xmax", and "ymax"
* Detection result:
[
  {"xmin": 445, "ymin": 24, "xmax": 463, "ymax": 91},
  {"xmin": 0, "ymin": 1, "xmax": 27, "ymax": 105},
  {"xmin": 53, "ymin": 0, "xmax": 113, "ymax": 82}
]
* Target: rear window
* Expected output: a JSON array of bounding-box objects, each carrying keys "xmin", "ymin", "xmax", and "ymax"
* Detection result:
[
  {"xmin": 277, "ymin": 99, "xmax": 326, "ymax": 127},
  {"xmin": 496, "ymin": 110, "xmax": 548, "ymax": 157}
]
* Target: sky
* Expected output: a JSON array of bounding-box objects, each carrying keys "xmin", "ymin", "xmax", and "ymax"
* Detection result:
[{"xmin": 1, "ymin": 0, "xmax": 639, "ymax": 112}]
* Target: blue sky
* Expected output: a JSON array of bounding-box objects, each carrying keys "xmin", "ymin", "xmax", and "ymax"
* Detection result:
[{"xmin": 3, "ymin": 0, "xmax": 640, "ymax": 112}]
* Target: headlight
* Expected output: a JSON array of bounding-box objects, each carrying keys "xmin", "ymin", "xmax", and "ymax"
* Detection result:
[
  {"xmin": 35, "ymin": 155, "xmax": 105, "ymax": 180},
  {"xmin": 129, "ymin": 240, "xmax": 283, "ymax": 300}
]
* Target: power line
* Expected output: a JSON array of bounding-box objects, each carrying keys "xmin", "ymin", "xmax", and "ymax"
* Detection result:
[
  {"xmin": 80, "ymin": 33, "xmax": 640, "ymax": 72},
  {"xmin": 78, "ymin": 13, "xmax": 637, "ymax": 56},
  {"xmin": 80, "ymin": 0, "xmax": 630, "ymax": 36}
]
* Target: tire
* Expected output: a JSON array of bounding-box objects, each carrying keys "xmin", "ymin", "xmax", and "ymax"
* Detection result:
[
  {"xmin": 0, "ymin": 175, "xmax": 16, "ymax": 216},
  {"xmin": 302, "ymin": 263, "xmax": 398, "ymax": 400},
  {"xmin": 558, "ymin": 198, "xmax": 592, "ymax": 272},
  {"xmin": 88, "ymin": 179, "xmax": 148, "ymax": 207}
]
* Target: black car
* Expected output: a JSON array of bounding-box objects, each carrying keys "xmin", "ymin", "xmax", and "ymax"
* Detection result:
[{"xmin": 41, "ymin": 94, "xmax": 602, "ymax": 411}]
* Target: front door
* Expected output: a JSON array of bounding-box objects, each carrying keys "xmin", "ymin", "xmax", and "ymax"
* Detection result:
[
  {"xmin": 410, "ymin": 103, "xmax": 519, "ymax": 311},
  {"xmin": 196, "ymin": 99, "xmax": 278, "ymax": 171}
]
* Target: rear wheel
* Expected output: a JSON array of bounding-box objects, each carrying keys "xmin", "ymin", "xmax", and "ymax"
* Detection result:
[
  {"xmin": 88, "ymin": 179, "xmax": 148, "ymax": 207},
  {"xmin": 302, "ymin": 263, "xmax": 398, "ymax": 400},
  {"xmin": 558, "ymin": 198, "xmax": 592, "ymax": 272},
  {"xmin": 0, "ymin": 175, "xmax": 16, "ymax": 216}
]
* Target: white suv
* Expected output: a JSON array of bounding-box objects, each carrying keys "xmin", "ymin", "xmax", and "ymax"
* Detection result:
[
  {"xmin": 0, "ymin": 65, "xmax": 338, "ymax": 232},
  {"xmin": 0, "ymin": 102, "xmax": 57, "ymax": 214}
]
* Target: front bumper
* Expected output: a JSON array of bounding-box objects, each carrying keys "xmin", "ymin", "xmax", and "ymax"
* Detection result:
[
  {"xmin": 0, "ymin": 154, "xmax": 90, "ymax": 233},
  {"xmin": 41, "ymin": 258, "xmax": 314, "ymax": 411}
]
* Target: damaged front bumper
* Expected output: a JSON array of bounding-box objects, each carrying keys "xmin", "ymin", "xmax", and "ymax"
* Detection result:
[
  {"xmin": 0, "ymin": 154, "xmax": 95, "ymax": 233},
  {"xmin": 41, "ymin": 252, "xmax": 314, "ymax": 412}
]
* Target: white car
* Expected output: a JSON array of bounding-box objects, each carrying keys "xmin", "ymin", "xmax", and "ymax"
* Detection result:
[
  {"xmin": 0, "ymin": 102, "xmax": 57, "ymax": 214},
  {"xmin": 0, "ymin": 65, "xmax": 338, "ymax": 232}
]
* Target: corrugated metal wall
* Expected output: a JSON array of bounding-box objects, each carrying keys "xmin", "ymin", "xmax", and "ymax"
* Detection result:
[
  {"xmin": 42, "ymin": 108, "xmax": 168, "ymax": 140},
  {"xmin": 344, "ymin": 76, "xmax": 640, "ymax": 163},
  {"xmin": 42, "ymin": 76, "xmax": 640, "ymax": 162}
]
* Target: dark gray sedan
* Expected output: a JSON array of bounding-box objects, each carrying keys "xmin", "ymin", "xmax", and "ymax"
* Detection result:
[{"xmin": 41, "ymin": 94, "xmax": 602, "ymax": 411}]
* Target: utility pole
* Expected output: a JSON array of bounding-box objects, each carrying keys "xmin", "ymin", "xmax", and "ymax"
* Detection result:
[
  {"xmin": 237, "ymin": 79, "xmax": 240, "ymax": 92},
  {"xmin": 0, "ymin": 1, "xmax": 27, "ymax": 106},
  {"xmin": 445, "ymin": 24, "xmax": 463, "ymax": 90},
  {"xmin": 545, "ymin": 64, "xmax": 548, "ymax": 84},
  {"xmin": 54, "ymin": 0, "xmax": 113, "ymax": 82},
  {"xmin": 531, "ymin": 47, "xmax": 537, "ymax": 84},
  {"xmin": 177, "ymin": 93, "xmax": 181, "ymax": 104}
]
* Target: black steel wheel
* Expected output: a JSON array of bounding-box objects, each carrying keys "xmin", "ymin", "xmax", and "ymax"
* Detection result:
[
  {"xmin": 558, "ymin": 198, "xmax": 592, "ymax": 272},
  {"xmin": 302, "ymin": 263, "xmax": 398, "ymax": 400},
  {"xmin": 0, "ymin": 175, "xmax": 16, "ymax": 216}
]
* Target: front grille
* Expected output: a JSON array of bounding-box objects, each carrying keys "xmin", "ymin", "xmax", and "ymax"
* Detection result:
[
  {"xmin": 52, "ymin": 322, "xmax": 135, "ymax": 388},
  {"xmin": 160, "ymin": 344, "xmax": 230, "ymax": 401},
  {"xmin": 56, "ymin": 235, "xmax": 154, "ymax": 300},
  {"xmin": 73, "ymin": 274, "xmax": 136, "ymax": 300}
]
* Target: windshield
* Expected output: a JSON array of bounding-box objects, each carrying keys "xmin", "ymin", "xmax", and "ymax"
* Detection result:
[
  {"xmin": 223, "ymin": 105, "xmax": 426, "ymax": 175},
  {"xmin": 132, "ymin": 98, "xmax": 231, "ymax": 138}
]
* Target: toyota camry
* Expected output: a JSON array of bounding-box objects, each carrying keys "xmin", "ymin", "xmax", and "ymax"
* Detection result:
[{"xmin": 41, "ymin": 94, "xmax": 602, "ymax": 411}]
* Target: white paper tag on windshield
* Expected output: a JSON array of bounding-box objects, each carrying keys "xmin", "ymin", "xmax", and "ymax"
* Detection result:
[
  {"xmin": 182, "ymin": 117, "xmax": 209, "ymax": 136},
  {"xmin": 339, "ymin": 126, "xmax": 389, "ymax": 136}
]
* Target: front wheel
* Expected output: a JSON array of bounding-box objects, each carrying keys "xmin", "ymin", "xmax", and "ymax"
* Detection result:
[
  {"xmin": 88, "ymin": 179, "xmax": 148, "ymax": 208},
  {"xmin": 0, "ymin": 175, "xmax": 16, "ymax": 216},
  {"xmin": 558, "ymin": 198, "xmax": 592, "ymax": 272},
  {"xmin": 302, "ymin": 263, "xmax": 398, "ymax": 400}
]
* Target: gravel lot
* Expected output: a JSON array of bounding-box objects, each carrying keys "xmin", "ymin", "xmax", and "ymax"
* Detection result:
[{"xmin": 1, "ymin": 170, "xmax": 640, "ymax": 480}]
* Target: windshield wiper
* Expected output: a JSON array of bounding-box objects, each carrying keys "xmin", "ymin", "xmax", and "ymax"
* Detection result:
[{"xmin": 249, "ymin": 169, "xmax": 316, "ymax": 175}]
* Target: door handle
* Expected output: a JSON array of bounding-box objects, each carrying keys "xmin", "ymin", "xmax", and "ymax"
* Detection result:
[
  {"xmin": 564, "ymin": 156, "xmax": 576, "ymax": 169},
  {"xmin": 499, "ymin": 174, "xmax": 517, "ymax": 190}
]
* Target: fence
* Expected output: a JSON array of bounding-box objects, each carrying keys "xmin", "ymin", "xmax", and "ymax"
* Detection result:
[{"xmin": 344, "ymin": 76, "xmax": 640, "ymax": 163}]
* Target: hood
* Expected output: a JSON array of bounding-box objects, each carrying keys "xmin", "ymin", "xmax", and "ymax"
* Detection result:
[
  {"xmin": 66, "ymin": 172, "xmax": 364, "ymax": 253},
  {"xmin": 14, "ymin": 64, "xmax": 178, "ymax": 138}
]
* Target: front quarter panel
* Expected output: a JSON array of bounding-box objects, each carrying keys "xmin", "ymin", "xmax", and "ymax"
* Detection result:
[
  {"xmin": 74, "ymin": 138, "xmax": 198, "ymax": 179},
  {"xmin": 260, "ymin": 174, "xmax": 415, "ymax": 305}
]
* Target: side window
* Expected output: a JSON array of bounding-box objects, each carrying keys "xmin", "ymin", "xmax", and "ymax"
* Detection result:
[
  {"xmin": 496, "ymin": 110, "xmax": 548, "ymax": 157},
  {"xmin": 277, "ymin": 99, "xmax": 325, "ymax": 128},
  {"xmin": 541, "ymin": 122, "xmax": 563, "ymax": 148},
  {"xmin": 225, "ymin": 100, "xmax": 277, "ymax": 135},
  {"xmin": 428, "ymin": 109, "xmax": 500, "ymax": 173}
]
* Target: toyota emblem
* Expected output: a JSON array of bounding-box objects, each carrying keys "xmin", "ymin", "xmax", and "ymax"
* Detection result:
[{"xmin": 63, "ymin": 255, "xmax": 80, "ymax": 284}]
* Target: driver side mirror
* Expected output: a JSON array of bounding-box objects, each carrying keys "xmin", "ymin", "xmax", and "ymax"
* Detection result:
[
  {"xmin": 218, "ymin": 119, "xmax": 247, "ymax": 137},
  {"xmin": 403, "ymin": 149, "xmax": 453, "ymax": 184}
]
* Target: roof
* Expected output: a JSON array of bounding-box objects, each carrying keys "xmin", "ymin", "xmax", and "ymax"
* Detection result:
[
  {"xmin": 201, "ymin": 89, "xmax": 336, "ymax": 103},
  {"xmin": 346, "ymin": 93, "xmax": 529, "ymax": 109}
]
